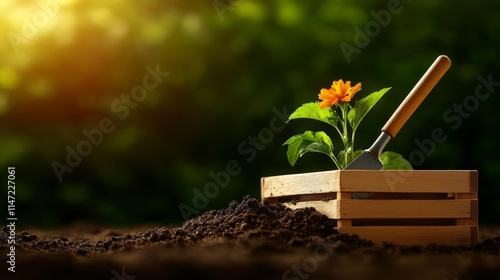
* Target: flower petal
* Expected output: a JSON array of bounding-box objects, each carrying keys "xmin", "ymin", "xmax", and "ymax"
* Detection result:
[
  {"xmin": 318, "ymin": 88, "xmax": 332, "ymax": 99},
  {"xmin": 319, "ymin": 100, "xmax": 332, "ymax": 109},
  {"xmin": 320, "ymin": 79, "xmax": 362, "ymax": 106}
]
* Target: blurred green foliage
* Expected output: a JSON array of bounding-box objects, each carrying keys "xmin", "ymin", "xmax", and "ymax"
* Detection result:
[{"xmin": 1, "ymin": 0, "xmax": 499, "ymax": 227}]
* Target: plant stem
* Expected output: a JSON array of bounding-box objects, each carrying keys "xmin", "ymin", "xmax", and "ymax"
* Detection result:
[
  {"xmin": 329, "ymin": 108, "xmax": 343, "ymax": 140},
  {"xmin": 349, "ymin": 104, "xmax": 356, "ymax": 161},
  {"xmin": 340, "ymin": 103, "xmax": 350, "ymax": 168},
  {"xmin": 351, "ymin": 129, "xmax": 356, "ymax": 158},
  {"xmin": 330, "ymin": 155, "xmax": 342, "ymax": 170},
  {"xmin": 327, "ymin": 107, "xmax": 344, "ymax": 169}
]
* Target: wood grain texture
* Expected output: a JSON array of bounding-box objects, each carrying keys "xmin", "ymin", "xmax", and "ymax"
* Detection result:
[
  {"xmin": 261, "ymin": 170, "xmax": 340, "ymax": 198},
  {"xmin": 283, "ymin": 200, "xmax": 476, "ymax": 219},
  {"xmin": 338, "ymin": 170, "xmax": 477, "ymax": 193},
  {"xmin": 261, "ymin": 170, "xmax": 478, "ymax": 197},
  {"xmin": 337, "ymin": 199, "xmax": 476, "ymax": 219}
]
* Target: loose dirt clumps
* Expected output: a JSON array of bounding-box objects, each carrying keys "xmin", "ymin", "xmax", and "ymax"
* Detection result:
[{"xmin": 182, "ymin": 196, "xmax": 338, "ymax": 240}]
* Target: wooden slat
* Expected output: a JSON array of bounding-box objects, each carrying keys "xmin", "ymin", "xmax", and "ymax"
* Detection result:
[
  {"xmin": 339, "ymin": 226, "xmax": 477, "ymax": 246},
  {"xmin": 353, "ymin": 218, "xmax": 456, "ymax": 226},
  {"xmin": 338, "ymin": 199, "xmax": 475, "ymax": 219},
  {"xmin": 339, "ymin": 170, "xmax": 477, "ymax": 193},
  {"xmin": 261, "ymin": 171, "xmax": 340, "ymax": 198},
  {"xmin": 261, "ymin": 170, "xmax": 478, "ymax": 199},
  {"xmin": 283, "ymin": 199, "xmax": 476, "ymax": 220}
]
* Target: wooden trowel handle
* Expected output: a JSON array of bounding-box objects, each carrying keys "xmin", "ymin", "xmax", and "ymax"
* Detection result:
[{"xmin": 382, "ymin": 55, "xmax": 451, "ymax": 138}]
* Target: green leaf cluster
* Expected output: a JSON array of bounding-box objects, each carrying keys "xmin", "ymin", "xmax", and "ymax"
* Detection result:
[{"xmin": 284, "ymin": 87, "xmax": 412, "ymax": 170}]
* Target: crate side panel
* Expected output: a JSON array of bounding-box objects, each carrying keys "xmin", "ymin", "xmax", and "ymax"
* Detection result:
[
  {"xmin": 261, "ymin": 170, "xmax": 340, "ymax": 198},
  {"xmin": 339, "ymin": 170, "xmax": 476, "ymax": 193}
]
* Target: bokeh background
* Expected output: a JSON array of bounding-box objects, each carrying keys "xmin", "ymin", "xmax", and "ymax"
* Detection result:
[{"xmin": 1, "ymin": 0, "xmax": 499, "ymax": 227}]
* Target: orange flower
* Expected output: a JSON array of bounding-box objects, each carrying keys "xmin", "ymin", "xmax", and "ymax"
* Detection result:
[{"xmin": 318, "ymin": 79, "xmax": 362, "ymax": 109}]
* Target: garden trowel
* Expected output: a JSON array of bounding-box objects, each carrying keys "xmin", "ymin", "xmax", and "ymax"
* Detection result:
[{"xmin": 345, "ymin": 55, "xmax": 451, "ymax": 176}]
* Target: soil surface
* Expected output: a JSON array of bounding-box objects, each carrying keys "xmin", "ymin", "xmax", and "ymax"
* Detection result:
[{"xmin": 1, "ymin": 196, "xmax": 500, "ymax": 280}]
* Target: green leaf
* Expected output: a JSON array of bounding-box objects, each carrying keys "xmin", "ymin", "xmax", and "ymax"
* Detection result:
[
  {"xmin": 284, "ymin": 137, "xmax": 304, "ymax": 166},
  {"xmin": 283, "ymin": 131, "xmax": 334, "ymax": 166},
  {"xmin": 347, "ymin": 87, "xmax": 391, "ymax": 132},
  {"xmin": 288, "ymin": 102, "xmax": 340, "ymax": 128},
  {"xmin": 283, "ymin": 134, "xmax": 301, "ymax": 145},
  {"xmin": 380, "ymin": 151, "xmax": 413, "ymax": 170}
]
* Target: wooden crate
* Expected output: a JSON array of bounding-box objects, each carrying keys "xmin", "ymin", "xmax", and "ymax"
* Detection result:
[{"xmin": 261, "ymin": 170, "xmax": 478, "ymax": 246}]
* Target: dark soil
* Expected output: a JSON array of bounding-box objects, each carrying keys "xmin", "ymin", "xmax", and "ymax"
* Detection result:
[{"xmin": 1, "ymin": 196, "xmax": 500, "ymax": 280}]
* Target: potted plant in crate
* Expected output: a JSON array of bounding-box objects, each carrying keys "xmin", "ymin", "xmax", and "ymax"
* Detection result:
[
  {"xmin": 261, "ymin": 56, "xmax": 479, "ymax": 246},
  {"xmin": 283, "ymin": 79, "xmax": 411, "ymax": 170}
]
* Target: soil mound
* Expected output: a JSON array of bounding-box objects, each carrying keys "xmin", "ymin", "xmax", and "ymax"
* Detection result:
[
  {"xmin": 2, "ymin": 196, "xmax": 375, "ymax": 256},
  {"xmin": 1, "ymin": 196, "xmax": 500, "ymax": 280}
]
